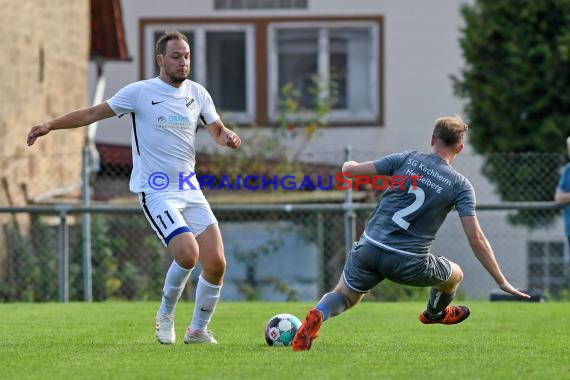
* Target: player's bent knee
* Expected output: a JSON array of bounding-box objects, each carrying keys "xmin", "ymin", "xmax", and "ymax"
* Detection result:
[
  {"xmin": 176, "ymin": 253, "xmax": 198, "ymax": 269},
  {"xmin": 451, "ymin": 263, "xmax": 464, "ymax": 283},
  {"xmin": 203, "ymin": 257, "xmax": 226, "ymax": 278},
  {"xmin": 172, "ymin": 246, "xmax": 199, "ymax": 269},
  {"xmin": 440, "ymin": 263, "xmax": 463, "ymax": 291},
  {"xmin": 168, "ymin": 233, "xmax": 199, "ymax": 269}
]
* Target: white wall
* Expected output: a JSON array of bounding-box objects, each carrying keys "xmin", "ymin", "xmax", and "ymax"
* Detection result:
[{"xmin": 90, "ymin": 0, "xmax": 474, "ymax": 156}]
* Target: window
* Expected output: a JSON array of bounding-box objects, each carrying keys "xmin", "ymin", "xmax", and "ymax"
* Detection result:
[
  {"xmin": 268, "ymin": 22, "xmax": 380, "ymax": 124},
  {"xmin": 144, "ymin": 24, "xmax": 255, "ymax": 123},
  {"xmin": 141, "ymin": 17, "xmax": 383, "ymax": 126},
  {"xmin": 527, "ymin": 241, "xmax": 568, "ymax": 298}
]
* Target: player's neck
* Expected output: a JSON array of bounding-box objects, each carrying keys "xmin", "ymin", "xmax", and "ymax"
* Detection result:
[{"xmin": 432, "ymin": 149, "xmax": 455, "ymax": 164}]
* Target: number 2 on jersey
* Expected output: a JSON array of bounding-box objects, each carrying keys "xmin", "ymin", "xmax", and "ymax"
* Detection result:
[{"xmin": 392, "ymin": 187, "xmax": 425, "ymax": 230}]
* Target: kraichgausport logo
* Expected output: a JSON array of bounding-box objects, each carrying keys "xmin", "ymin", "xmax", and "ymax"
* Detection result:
[{"xmin": 146, "ymin": 172, "xmax": 422, "ymax": 191}]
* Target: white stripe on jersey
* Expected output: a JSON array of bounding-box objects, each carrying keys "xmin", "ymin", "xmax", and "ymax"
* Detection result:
[{"xmin": 362, "ymin": 232, "xmax": 428, "ymax": 256}]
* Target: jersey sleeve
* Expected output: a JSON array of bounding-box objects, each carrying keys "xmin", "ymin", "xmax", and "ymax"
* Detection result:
[
  {"xmin": 557, "ymin": 165, "xmax": 570, "ymax": 192},
  {"xmin": 198, "ymin": 85, "xmax": 220, "ymax": 125},
  {"xmin": 455, "ymin": 178, "xmax": 476, "ymax": 217},
  {"xmin": 373, "ymin": 151, "xmax": 411, "ymax": 175},
  {"xmin": 106, "ymin": 82, "xmax": 143, "ymax": 116}
]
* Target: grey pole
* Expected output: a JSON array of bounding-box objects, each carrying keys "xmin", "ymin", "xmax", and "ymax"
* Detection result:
[
  {"xmin": 81, "ymin": 59, "xmax": 105, "ymax": 302},
  {"xmin": 343, "ymin": 145, "xmax": 356, "ymax": 257},
  {"xmin": 57, "ymin": 205, "xmax": 70, "ymax": 302},
  {"xmin": 81, "ymin": 146, "xmax": 93, "ymax": 301}
]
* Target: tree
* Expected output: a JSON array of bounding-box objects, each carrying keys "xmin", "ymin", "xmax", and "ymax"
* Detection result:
[{"xmin": 452, "ymin": 0, "xmax": 570, "ymax": 227}]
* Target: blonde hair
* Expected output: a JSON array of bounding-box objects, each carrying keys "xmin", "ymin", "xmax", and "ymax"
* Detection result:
[{"xmin": 433, "ymin": 115, "xmax": 469, "ymax": 147}]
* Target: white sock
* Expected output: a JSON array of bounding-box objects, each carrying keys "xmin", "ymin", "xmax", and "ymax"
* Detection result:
[
  {"xmin": 159, "ymin": 260, "xmax": 193, "ymax": 315},
  {"xmin": 189, "ymin": 274, "xmax": 222, "ymax": 332}
]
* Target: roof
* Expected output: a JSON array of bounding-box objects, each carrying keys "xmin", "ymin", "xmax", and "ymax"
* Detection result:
[{"xmin": 90, "ymin": 0, "xmax": 129, "ymax": 60}]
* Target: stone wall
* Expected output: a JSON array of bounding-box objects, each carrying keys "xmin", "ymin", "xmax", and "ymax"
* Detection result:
[
  {"xmin": 0, "ymin": 0, "xmax": 90, "ymax": 206},
  {"xmin": 0, "ymin": 0, "xmax": 90, "ymax": 282}
]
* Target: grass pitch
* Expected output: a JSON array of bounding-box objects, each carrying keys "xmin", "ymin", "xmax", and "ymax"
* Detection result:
[{"xmin": 1, "ymin": 301, "xmax": 568, "ymax": 380}]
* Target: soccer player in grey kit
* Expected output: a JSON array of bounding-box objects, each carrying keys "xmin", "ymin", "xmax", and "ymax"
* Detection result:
[{"xmin": 293, "ymin": 115, "xmax": 530, "ymax": 351}]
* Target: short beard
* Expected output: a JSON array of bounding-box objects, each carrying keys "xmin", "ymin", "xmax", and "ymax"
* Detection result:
[
  {"xmin": 163, "ymin": 67, "xmax": 188, "ymax": 85},
  {"xmin": 167, "ymin": 73, "xmax": 187, "ymax": 84}
]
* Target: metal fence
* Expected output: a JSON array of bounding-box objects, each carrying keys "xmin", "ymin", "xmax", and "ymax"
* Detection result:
[
  {"xmin": 1, "ymin": 150, "xmax": 569, "ymax": 302},
  {"xmin": 0, "ymin": 202, "xmax": 568, "ymax": 303}
]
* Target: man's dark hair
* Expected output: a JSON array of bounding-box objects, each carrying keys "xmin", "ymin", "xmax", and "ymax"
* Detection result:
[{"xmin": 155, "ymin": 31, "xmax": 189, "ymax": 55}]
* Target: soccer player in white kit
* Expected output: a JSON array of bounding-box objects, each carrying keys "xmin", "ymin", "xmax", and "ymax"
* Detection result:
[{"xmin": 27, "ymin": 31, "xmax": 241, "ymax": 344}]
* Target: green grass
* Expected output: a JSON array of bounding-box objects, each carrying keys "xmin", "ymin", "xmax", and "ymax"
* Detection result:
[{"xmin": 1, "ymin": 302, "xmax": 569, "ymax": 380}]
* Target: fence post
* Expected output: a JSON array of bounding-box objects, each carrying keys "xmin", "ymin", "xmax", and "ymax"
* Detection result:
[
  {"xmin": 57, "ymin": 204, "xmax": 70, "ymax": 303},
  {"xmin": 82, "ymin": 59, "xmax": 104, "ymax": 302},
  {"xmin": 82, "ymin": 146, "xmax": 93, "ymax": 302},
  {"xmin": 343, "ymin": 145, "xmax": 356, "ymax": 256},
  {"xmin": 316, "ymin": 211, "xmax": 325, "ymax": 294}
]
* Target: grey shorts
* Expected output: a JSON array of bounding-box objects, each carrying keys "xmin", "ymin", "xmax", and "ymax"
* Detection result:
[{"xmin": 342, "ymin": 239, "xmax": 453, "ymax": 293}]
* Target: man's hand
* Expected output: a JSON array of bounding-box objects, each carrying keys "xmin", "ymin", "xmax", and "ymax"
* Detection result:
[
  {"xmin": 341, "ymin": 161, "xmax": 359, "ymax": 172},
  {"xmin": 498, "ymin": 281, "xmax": 531, "ymax": 299},
  {"xmin": 224, "ymin": 130, "xmax": 241, "ymax": 149},
  {"xmin": 27, "ymin": 124, "xmax": 50, "ymax": 146}
]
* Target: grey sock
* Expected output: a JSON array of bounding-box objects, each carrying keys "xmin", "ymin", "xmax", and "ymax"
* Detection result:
[{"xmin": 315, "ymin": 292, "xmax": 350, "ymax": 321}]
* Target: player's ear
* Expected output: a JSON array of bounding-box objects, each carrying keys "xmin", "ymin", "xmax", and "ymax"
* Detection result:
[
  {"xmin": 455, "ymin": 143, "xmax": 464, "ymax": 154},
  {"xmin": 156, "ymin": 54, "xmax": 163, "ymax": 67},
  {"xmin": 430, "ymin": 135, "xmax": 436, "ymax": 146}
]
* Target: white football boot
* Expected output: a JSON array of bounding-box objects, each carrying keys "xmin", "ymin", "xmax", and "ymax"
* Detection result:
[
  {"xmin": 184, "ymin": 328, "xmax": 218, "ymax": 344},
  {"xmin": 155, "ymin": 311, "xmax": 175, "ymax": 344}
]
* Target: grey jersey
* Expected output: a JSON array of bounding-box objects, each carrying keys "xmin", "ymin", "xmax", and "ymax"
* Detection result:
[{"xmin": 362, "ymin": 150, "xmax": 475, "ymax": 255}]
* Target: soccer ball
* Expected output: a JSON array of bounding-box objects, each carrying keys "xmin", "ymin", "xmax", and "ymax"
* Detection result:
[{"xmin": 264, "ymin": 313, "xmax": 302, "ymax": 346}]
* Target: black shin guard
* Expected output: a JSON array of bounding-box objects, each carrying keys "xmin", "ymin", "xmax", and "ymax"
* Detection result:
[{"xmin": 426, "ymin": 287, "xmax": 454, "ymax": 317}]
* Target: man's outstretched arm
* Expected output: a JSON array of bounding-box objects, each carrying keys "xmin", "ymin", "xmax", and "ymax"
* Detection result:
[
  {"xmin": 460, "ymin": 215, "xmax": 530, "ymax": 299},
  {"xmin": 27, "ymin": 102, "xmax": 115, "ymax": 146}
]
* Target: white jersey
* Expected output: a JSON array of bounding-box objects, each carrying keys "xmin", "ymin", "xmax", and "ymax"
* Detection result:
[{"xmin": 106, "ymin": 77, "xmax": 220, "ymax": 193}]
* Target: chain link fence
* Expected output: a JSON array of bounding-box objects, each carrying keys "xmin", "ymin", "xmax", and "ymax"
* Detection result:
[{"xmin": 1, "ymin": 149, "xmax": 569, "ymax": 302}]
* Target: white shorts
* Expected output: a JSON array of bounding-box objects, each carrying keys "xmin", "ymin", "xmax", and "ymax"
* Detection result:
[{"xmin": 138, "ymin": 190, "xmax": 218, "ymax": 246}]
